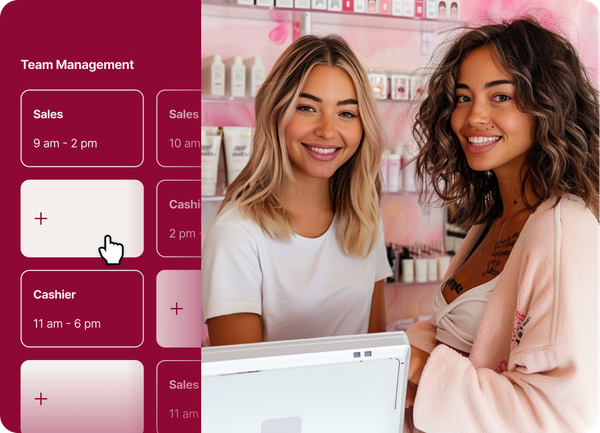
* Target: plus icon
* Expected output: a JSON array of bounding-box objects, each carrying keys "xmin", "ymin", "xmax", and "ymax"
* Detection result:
[
  {"xmin": 34, "ymin": 392, "xmax": 48, "ymax": 406},
  {"xmin": 34, "ymin": 212, "xmax": 47, "ymax": 225},
  {"xmin": 171, "ymin": 302, "xmax": 183, "ymax": 315}
]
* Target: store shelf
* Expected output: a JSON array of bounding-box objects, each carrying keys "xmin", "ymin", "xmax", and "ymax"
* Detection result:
[{"xmin": 202, "ymin": 0, "xmax": 465, "ymax": 33}]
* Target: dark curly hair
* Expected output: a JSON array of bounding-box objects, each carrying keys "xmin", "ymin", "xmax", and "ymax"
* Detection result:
[{"xmin": 413, "ymin": 17, "xmax": 599, "ymax": 228}]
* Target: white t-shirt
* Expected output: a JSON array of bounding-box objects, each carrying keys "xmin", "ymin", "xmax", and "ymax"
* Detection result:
[{"xmin": 201, "ymin": 204, "xmax": 392, "ymax": 342}]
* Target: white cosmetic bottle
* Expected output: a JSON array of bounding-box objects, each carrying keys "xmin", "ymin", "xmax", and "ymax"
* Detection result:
[
  {"xmin": 226, "ymin": 56, "xmax": 246, "ymax": 98},
  {"xmin": 202, "ymin": 54, "xmax": 225, "ymax": 97},
  {"xmin": 244, "ymin": 56, "xmax": 265, "ymax": 97}
]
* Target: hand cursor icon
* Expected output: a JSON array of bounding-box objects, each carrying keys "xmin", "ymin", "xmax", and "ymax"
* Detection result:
[{"xmin": 99, "ymin": 235, "xmax": 124, "ymax": 265}]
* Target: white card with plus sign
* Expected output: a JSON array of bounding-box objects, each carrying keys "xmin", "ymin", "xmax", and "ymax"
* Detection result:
[
  {"xmin": 21, "ymin": 360, "xmax": 143, "ymax": 433},
  {"xmin": 20, "ymin": 179, "xmax": 144, "ymax": 258}
]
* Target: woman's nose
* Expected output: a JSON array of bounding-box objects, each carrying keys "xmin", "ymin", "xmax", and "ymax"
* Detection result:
[
  {"xmin": 466, "ymin": 100, "xmax": 489, "ymax": 126},
  {"xmin": 315, "ymin": 115, "xmax": 337, "ymax": 140}
]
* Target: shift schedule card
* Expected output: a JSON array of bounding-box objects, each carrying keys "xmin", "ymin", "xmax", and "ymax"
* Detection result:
[{"xmin": 0, "ymin": 1, "xmax": 200, "ymax": 432}]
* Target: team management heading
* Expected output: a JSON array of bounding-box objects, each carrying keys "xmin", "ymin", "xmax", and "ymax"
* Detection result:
[{"xmin": 21, "ymin": 59, "xmax": 135, "ymax": 72}]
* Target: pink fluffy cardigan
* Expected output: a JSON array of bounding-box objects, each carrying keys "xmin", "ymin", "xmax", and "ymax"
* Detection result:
[{"xmin": 406, "ymin": 195, "xmax": 599, "ymax": 432}]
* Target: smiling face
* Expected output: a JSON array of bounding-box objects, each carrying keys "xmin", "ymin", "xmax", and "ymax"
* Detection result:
[
  {"xmin": 284, "ymin": 65, "xmax": 364, "ymax": 184},
  {"xmin": 451, "ymin": 47, "xmax": 536, "ymax": 180}
]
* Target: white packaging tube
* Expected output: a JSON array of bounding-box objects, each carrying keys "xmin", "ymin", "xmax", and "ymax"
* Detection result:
[
  {"xmin": 201, "ymin": 126, "xmax": 223, "ymax": 196},
  {"xmin": 415, "ymin": 257, "xmax": 428, "ymax": 283},
  {"xmin": 402, "ymin": 258, "xmax": 414, "ymax": 283},
  {"xmin": 387, "ymin": 154, "xmax": 400, "ymax": 192},
  {"xmin": 223, "ymin": 126, "xmax": 253, "ymax": 186},
  {"xmin": 427, "ymin": 257, "xmax": 438, "ymax": 281},
  {"xmin": 438, "ymin": 256, "xmax": 451, "ymax": 280}
]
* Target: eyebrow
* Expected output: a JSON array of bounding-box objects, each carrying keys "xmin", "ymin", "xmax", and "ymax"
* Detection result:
[
  {"xmin": 455, "ymin": 80, "xmax": 515, "ymax": 90},
  {"xmin": 299, "ymin": 92, "xmax": 358, "ymax": 106}
]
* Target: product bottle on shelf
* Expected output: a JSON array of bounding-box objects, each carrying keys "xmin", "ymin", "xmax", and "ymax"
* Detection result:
[
  {"xmin": 225, "ymin": 56, "xmax": 246, "ymax": 98},
  {"xmin": 202, "ymin": 54, "xmax": 225, "ymax": 97},
  {"xmin": 244, "ymin": 56, "xmax": 265, "ymax": 98},
  {"xmin": 402, "ymin": 246, "xmax": 415, "ymax": 283},
  {"xmin": 414, "ymin": 244, "xmax": 428, "ymax": 283},
  {"xmin": 386, "ymin": 243, "xmax": 397, "ymax": 283}
]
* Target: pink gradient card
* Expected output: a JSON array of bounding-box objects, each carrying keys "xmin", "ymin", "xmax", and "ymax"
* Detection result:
[
  {"xmin": 156, "ymin": 90, "xmax": 201, "ymax": 167},
  {"xmin": 156, "ymin": 270, "xmax": 201, "ymax": 348},
  {"xmin": 156, "ymin": 180, "xmax": 201, "ymax": 257},
  {"xmin": 21, "ymin": 360, "xmax": 144, "ymax": 433},
  {"xmin": 156, "ymin": 361, "xmax": 200, "ymax": 433}
]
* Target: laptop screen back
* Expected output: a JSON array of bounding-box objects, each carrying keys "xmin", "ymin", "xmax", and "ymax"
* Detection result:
[{"xmin": 202, "ymin": 331, "xmax": 410, "ymax": 433}]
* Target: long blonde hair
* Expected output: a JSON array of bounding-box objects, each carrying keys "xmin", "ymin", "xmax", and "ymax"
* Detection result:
[{"xmin": 220, "ymin": 34, "xmax": 386, "ymax": 257}]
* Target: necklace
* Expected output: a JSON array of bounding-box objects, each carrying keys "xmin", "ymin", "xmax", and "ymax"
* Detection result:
[{"xmin": 480, "ymin": 204, "xmax": 525, "ymax": 255}]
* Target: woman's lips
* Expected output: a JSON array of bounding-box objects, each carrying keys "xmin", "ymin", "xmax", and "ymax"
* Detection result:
[
  {"xmin": 302, "ymin": 143, "xmax": 341, "ymax": 161},
  {"xmin": 465, "ymin": 136, "xmax": 501, "ymax": 154}
]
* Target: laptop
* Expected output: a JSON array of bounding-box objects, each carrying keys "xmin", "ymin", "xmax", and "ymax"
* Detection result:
[{"xmin": 202, "ymin": 331, "xmax": 410, "ymax": 433}]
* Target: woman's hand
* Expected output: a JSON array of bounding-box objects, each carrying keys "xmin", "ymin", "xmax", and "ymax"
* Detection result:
[{"xmin": 408, "ymin": 344, "xmax": 430, "ymax": 385}]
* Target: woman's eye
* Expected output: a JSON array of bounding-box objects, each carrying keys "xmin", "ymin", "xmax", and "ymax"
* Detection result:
[
  {"xmin": 492, "ymin": 94, "xmax": 511, "ymax": 102},
  {"xmin": 339, "ymin": 111, "xmax": 357, "ymax": 118},
  {"xmin": 455, "ymin": 95, "xmax": 470, "ymax": 103},
  {"xmin": 297, "ymin": 105, "xmax": 315, "ymax": 112}
]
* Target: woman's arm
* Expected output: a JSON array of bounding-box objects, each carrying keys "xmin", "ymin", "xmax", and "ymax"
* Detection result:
[
  {"xmin": 368, "ymin": 279, "xmax": 386, "ymax": 333},
  {"xmin": 207, "ymin": 313, "xmax": 263, "ymax": 346}
]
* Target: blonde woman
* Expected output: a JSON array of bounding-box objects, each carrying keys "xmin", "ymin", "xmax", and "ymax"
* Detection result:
[{"xmin": 201, "ymin": 35, "xmax": 392, "ymax": 346}]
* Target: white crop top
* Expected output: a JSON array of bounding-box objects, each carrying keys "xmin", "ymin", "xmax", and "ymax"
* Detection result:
[{"xmin": 430, "ymin": 274, "xmax": 500, "ymax": 354}]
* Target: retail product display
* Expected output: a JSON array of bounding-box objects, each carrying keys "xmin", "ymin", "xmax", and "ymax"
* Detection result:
[
  {"xmin": 390, "ymin": 72, "xmax": 411, "ymax": 100},
  {"xmin": 295, "ymin": 0, "xmax": 311, "ymax": 8},
  {"xmin": 311, "ymin": 0, "xmax": 326, "ymax": 10},
  {"xmin": 201, "ymin": 127, "xmax": 223, "ymax": 196},
  {"xmin": 219, "ymin": 0, "xmax": 459, "ymax": 19},
  {"xmin": 244, "ymin": 56, "xmax": 265, "ymax": 97},
  {"xmin": 225, "ymin": 56, "xmax": 246, "ymax": 98},
  {"xmin": 368, "ymin": 70, "xmax": 388, "ymax": 99},
  {"xmin": 415, "ymin": 0, "xmax": 423, "ymax": 17},
  {"xmin": 425, "ymin": 0, "xmax": 436, "ymax": 17},
  {"xmin": 402, "ymin": 0, "xmax": 415, "ymax": 16},
  {"xmin": 366, "ymin": 0, "xmax": 379, "ymax": 14},
  {"xmin": 202, "ymin": 54, "xmax": 225, "ymax": 97},
  {"xmin": 387, "ymin": 242, "xmax": 451, "ymax": 284},
  {"xmin": 222, "ymin": 126, "xmax": 252, "ymax": 186},
  {"xmin": 354, "ymin": 0, "xmax": 365, "ymax": 12},
  {"xmin": 328, "ymin": 0, "xmax": 343, "ymax": 11}
]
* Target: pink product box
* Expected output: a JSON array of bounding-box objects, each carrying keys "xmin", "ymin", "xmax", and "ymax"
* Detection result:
[
  {"xmin": 21, "ymin": 270, "xmax": 143, "ymax": 348},
  {"xmin": 157, "ymin": 90, "xmax": 200, "ymax": 167},
  {"xmin": 21, "ymin": 90, "xmax": 143, "ymax": 167},
  {"xmin": 157, "ymin": 180, "xmax": 201, "ymax": 258},
  {"xmin": 157, "ymin": 361, "xmax": 200, "ymax": 433}
]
